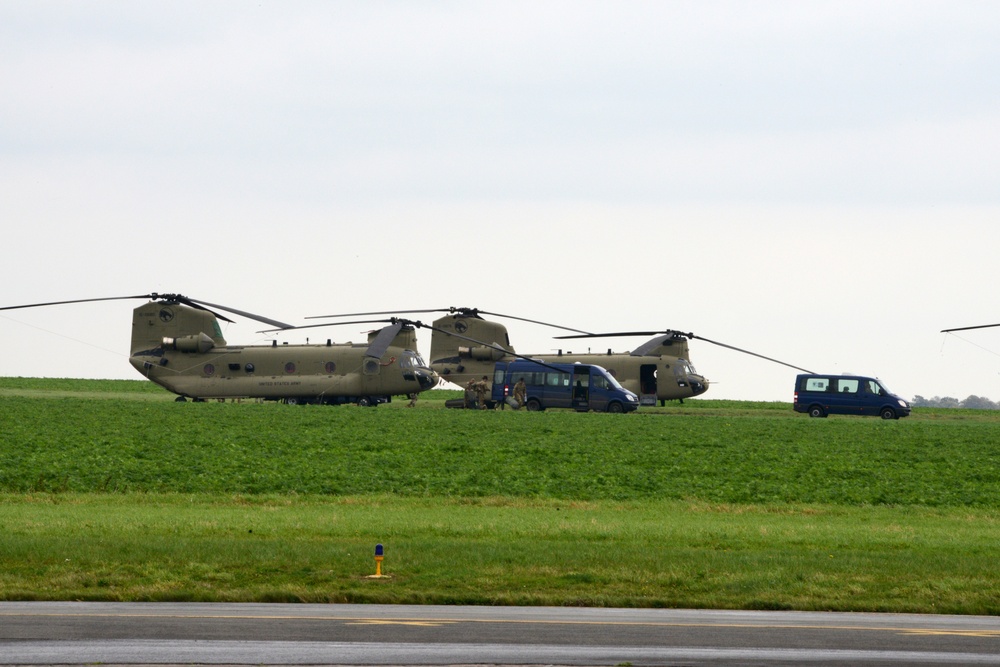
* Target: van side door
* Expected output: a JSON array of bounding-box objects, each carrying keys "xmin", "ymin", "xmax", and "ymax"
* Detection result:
[
  {"xmin": 571, "ymin": 367, "xmax": 590, "ymax": 411},
  {"xmin": 833, "ymin": 377, "xmax": 862, "ymax": 415}
]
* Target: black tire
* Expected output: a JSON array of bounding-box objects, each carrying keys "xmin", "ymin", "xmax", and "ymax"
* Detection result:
[
  {"xmin": 808, "ymin": 405, "xmax": 826, "ymax": 418},
  {"xmin": 286, "ymin": 397, "xmax": 299, "ymax": 405},
  {"xmin": 880, "ymin": 407, "xmax": 897, "ymax": 420},
  {"xmin": 357, "ymin": 397, "xmax": 372, "ymax": 407},
  {"xmin": 607, "ymin": 401, "xmax": 624, "ymax": 413},
  {"xmin": 525, "ymin": 398, "xmax": 543, "ymax": 412},
  {"xmin": 174, "ymin": 396, "xmax": 187, "ymax": 402}
]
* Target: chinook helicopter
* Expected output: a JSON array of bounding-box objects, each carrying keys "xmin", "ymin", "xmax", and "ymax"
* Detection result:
[
  {"xmin": 1, "ymin": 293, "xmax": 439, "ymax": 405},
  {"xmin": 306, "ymin": 307, "xmax": 813, "ymax": 406}
]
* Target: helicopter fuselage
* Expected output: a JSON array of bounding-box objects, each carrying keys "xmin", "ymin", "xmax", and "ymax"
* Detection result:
[
  {"xmin": 130, "ymin": 342, "xmax": 436, "ymax": 403},
  {"xmin": 128, "ymin": 299, "xmax": 437, "ymax": 404},
  {"xmin": 428, "ymin": 314, "xmax": 708, "ymax": 405}
]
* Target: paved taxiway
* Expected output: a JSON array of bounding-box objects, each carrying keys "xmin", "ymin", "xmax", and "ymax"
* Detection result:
[{"xmin": 1, "ymin": 601, "xmax": 999, "ymax": 665}]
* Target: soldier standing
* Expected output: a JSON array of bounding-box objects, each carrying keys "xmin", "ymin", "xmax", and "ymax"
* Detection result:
[
  {"xmin": 512, "ymin": 377, "xmax": 527, "ymax": 410},
  {"xmin": 475, "ymin": 375, "xmax": 490, "ymax": 409},
  {"xmin": 465, "ymin": 378, "xmax": 478, "ymax": 409}
]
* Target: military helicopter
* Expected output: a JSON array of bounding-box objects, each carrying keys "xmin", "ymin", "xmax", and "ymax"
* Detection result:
[
  {"xmin": 1, "ymin": 293, "xmax": 439, "ymax": 405},
  {"xmin": 306, "ymin": 307, "xmax": 813, "ymax": 406}
]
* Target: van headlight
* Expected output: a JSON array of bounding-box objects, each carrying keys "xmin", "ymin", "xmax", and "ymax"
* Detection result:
[
  {"xmin": 627, "ymin": 395, "xmax": 637, "ymax": 402},
  {"xmin": 898, "ymin": 399, "xmax": 908, "ymax": 408}
]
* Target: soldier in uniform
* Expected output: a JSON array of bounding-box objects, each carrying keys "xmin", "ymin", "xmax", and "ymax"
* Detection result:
[
  {"xmin": 512, "ymin": 377, "xmax": 527, "ymax": 410},
  {"xmin": 475, "ymin": 375, "xmax": 490, "ymax": 409},
  {"xmin": 465, "ymin": 378, "xmax": 478, "ymax": 409}
]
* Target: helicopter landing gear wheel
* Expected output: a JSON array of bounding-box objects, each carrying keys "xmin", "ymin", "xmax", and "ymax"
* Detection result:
[
  {"xmin": 357, "ymin": 397, "xmax": 372, "ymax": 407},
  {"xmin": 174, "ymin": 396, "xmax": 187, "ymax": 402}
]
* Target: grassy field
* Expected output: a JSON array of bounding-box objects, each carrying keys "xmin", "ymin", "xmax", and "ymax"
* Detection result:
[{"xmin": 1, "ymin": 377, "xmax": 999, "ymax": 613}]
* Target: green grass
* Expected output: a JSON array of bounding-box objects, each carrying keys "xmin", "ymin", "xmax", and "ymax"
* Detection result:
[
  {"xmin": 2, "ymin": 377, "xmax": 1000, "ymax": 612},
  {"xmin": 2, "ymin": 494, "xmax": 998, "ymax": 613}
]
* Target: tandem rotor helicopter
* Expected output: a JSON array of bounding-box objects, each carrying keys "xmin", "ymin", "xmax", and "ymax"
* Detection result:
[
  {"xmin": 304, "ymin": 307, "xmax": 814, "ymax": 406},
  {"xmin": 1, "ymin": 293, "xmax": 439, "ymax": 405}
]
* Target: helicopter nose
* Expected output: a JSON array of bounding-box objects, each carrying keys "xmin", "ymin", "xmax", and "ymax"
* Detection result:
[
  {"xmin": 416, "ymin": 368, "xmax": 439, "ymax": 391},
  {"xmin": 689, "ymin": 378, "xmax": 709, "ymax": 396}
]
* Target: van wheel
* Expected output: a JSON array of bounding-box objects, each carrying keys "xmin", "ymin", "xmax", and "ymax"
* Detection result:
[
  {"xmin": 526, "ymin": 398, "xmax": 543, "ymax": 412},
  {"xmin": 808, "ymin": 405, "xmax": 826, "ymax": 418},
  {"xmin": 607, "ymin": 402, "xmax": 624, "ymax": 413},
  {"xmin": 880, "ymin": 407, "xmax": 897, "ymax": 420}
]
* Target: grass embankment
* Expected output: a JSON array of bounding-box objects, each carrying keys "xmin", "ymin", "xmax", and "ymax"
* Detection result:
[{"xmin": 1, "ymin": 377, "xmax": 998, "ymax": 613}]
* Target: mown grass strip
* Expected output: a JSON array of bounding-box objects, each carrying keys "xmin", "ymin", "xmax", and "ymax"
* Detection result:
[{"xmin": 1, "ymin": 493, "xmax": 997, "ymax": 614}]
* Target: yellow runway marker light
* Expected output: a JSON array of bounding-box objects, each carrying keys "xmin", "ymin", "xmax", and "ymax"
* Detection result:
[{"xmin": 367, "ymin": 543, "xmax": 390, "ymax": 579}]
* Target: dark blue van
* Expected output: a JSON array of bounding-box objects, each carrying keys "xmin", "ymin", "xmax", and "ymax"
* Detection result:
[
  {"xmin": 793, "ymin": 374, "xmax": 910, "ymax": 419},
  {"xmin": 493, "ymin": 360, "xmax": 639, "ymax": 413}
]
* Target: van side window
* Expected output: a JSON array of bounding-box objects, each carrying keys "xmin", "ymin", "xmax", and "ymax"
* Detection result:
[
  {"xmin": 805, "ymin": 377, "xmax": 830, "ymax": 392},
  {"xmin": 837, "ymin": 379, "xmax": 859, "ymax": 394},
  {"xmin": 867, "ymin": 380, "xmax": 883, "ymax": 396},
  {"xmin": 593, "ymin": 375, "xmax": 609, "ymax": 390}
]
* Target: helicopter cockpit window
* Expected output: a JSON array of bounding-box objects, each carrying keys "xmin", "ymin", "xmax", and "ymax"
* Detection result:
[
  {"xmin": 675, "ymin": 360, "xmax": 697, "ymax": 377},
  {"xmin": 403, "ymin": 352, "xmax": 427, "ymax": 368}
]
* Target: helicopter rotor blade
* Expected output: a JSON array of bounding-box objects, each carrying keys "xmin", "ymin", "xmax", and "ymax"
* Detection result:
[
  {"xmin": 555, "ymin": 329, "xmax": 813, "ymax": 374},
  {"xmin": 305, "ymin": 308, "xmax": 449, "ymax": 320},
  {"xmin": 0, "ymin": 294, "xmax": 157, "ymax": 312},
  {"xmin": 554, "ymin": 330, "xmax": 688, "ymax": 339},
  {"xmin": 0, "ymin": 293, "xmax": 298, "ymax": 328},
  {"xmin": 469, "ymin": 309, "xmax": 592, "ymax": 335},
  {"xmin": 185, "ymin": 298, "xmax": 293, "ymax": 330},
  {"xmin": 366, "ymin": 321, "xmax": 405, "ymax": 359},
  {"xmin": 257, "ymin": 319, "xmax": 395, "ymax": 334},
  {"xmin": 941, "ymin": 323, "xmax": 1000, "ymax": 333},
  {"xmin": 688, "ymin": 335, "xmax": 814, "ymax": 374},
  {"xmin": 0, "ymin": 292, "xmax": 237, "ymax": 323},
  {"xmin": 306, "ymin": 307, "xmax": 593, "ymax": 335}
]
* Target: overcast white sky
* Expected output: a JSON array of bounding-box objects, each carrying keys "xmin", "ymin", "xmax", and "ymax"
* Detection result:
[{"xmin": 2, "ymin": 1, "xmax": 999, "ymax": 402}]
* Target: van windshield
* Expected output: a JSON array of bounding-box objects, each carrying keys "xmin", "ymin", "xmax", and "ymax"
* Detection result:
[
  {"xmin": 868, "ymin": 380, "xmax": 890, "ymax": 396},
  {"xmin": 594, "ymin": 371, "xmax": 624, "ymax": 391}
]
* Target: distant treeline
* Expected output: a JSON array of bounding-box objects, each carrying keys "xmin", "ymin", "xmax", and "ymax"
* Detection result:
[{"xmin": 911, "ymin": 395, "xmax": 1000, "ymax": 409}]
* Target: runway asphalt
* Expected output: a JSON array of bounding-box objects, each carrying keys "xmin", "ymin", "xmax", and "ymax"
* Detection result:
[{"xmin": 2, "ymin": 601, "xmax": 999, "ymax": 666}]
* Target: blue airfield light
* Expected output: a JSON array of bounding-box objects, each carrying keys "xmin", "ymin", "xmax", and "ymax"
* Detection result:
[{"xmin": 375, "ymin": 543, "xmax": 384, "ymax": 558}]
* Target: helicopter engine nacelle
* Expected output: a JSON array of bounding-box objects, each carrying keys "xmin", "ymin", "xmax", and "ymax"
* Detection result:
[
  {"xmin": 459, "ymin": 345, "xmax": 506, "ymax": 362},
  {"xmin": 162, "ymin": 332, "xmax": 215, "ymax": 354}
]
